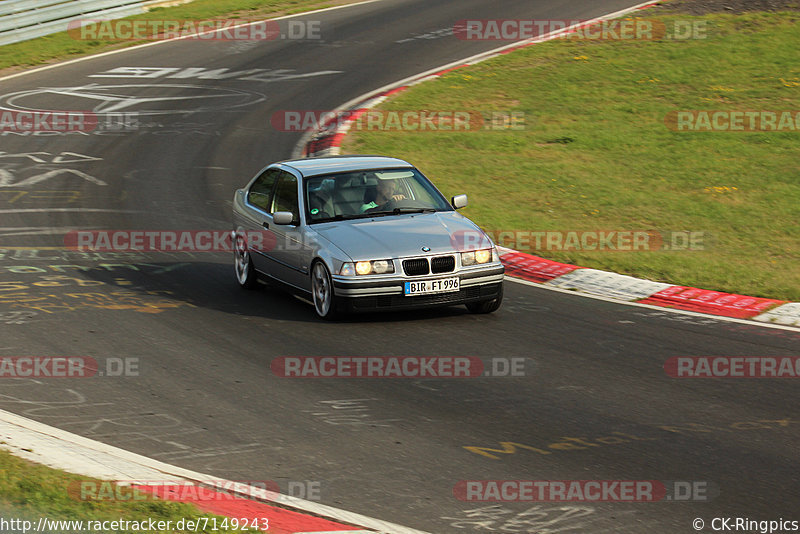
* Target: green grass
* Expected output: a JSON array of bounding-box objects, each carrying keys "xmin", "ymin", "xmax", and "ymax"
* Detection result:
[
  {"xmin": 344, "ymin": 11, "xmax": 800, "ymax": 301},
  {"xmin": 0, "ymin": 0, "xmax": 353, "ymax": 71},
  {"xmin": 0, "ymin": 449, "xmax": 247, "ymax": 533}
]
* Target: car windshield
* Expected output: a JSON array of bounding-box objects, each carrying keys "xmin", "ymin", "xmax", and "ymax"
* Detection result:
[{"xmin": 304, "ymin": 167, "xmax": 453, "ymax": 223}]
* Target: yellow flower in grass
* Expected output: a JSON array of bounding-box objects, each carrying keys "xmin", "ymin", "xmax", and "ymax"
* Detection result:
[
  {"xmin": 703, "ymin": 186, "xmax": 738, "ymax": 194},
  {"xmin": 780, "ymin": 77, "xmax": 800, "ymax": 88},
  {"xmin": 573, "ymin": 55, "xmax": 589, "ymax": 61}
]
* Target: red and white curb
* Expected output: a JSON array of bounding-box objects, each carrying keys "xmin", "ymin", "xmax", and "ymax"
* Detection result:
[
  {"xmin": 0, "ymin": 409, "xmax": 431, "ymax": 534},
  {"xmin": 294, "ymin": 1, "xmax": 800, "ymax": 330},
  {"xmin": 497, "ymin": 248, "xmax": 798, "ymax": 326},
  {"xmin": 753, "ymin": 303, "xmax": 800, "ymax": 327}
]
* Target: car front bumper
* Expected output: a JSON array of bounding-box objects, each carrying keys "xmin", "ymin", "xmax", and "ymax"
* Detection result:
[{"xmin": 332, "ymin": 265, "xmax": 505, "ymax": 313}]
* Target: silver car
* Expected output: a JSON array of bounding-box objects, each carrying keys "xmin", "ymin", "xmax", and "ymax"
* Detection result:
[{"xmin": 232, "ymin": 155, "xmax": 504, "ymax": 319}]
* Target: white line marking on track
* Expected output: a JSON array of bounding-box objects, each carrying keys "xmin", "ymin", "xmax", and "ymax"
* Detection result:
[
  {"xmin": 0, "ymin": 0, "xmax": 385, "ymax": 83},
  {"xmin": 0, "ymin": 169, "xmax": 107, "ymax": 187},
  {"xmin": 0, "ymin": 226, "xmax": 102, "ymax": 237},
  {"xmin": 0, "ymin": 208, "xmax": 144, "ymax": 214}
]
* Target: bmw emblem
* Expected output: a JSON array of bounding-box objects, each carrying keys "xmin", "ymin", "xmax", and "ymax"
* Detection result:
[{"xmin": 421, "ymin": 246, "xmax": 431, "ymax": 252}]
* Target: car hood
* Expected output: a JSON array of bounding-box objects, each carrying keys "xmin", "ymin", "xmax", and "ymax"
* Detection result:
[{"xmin": 312, "ymin": 212, "xmax": 493, "ymax": 261}]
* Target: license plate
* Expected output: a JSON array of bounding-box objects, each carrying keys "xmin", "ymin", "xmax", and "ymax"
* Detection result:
[{"xmin": 404, "ymin": 277, "xmax": 460, "ymax": 296}]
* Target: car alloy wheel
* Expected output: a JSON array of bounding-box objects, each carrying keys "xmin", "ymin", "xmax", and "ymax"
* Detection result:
[
  {"xmin": 312, "ymin": 261, "xmax": 337, "ymax": 319},
  {"xmin": 234, "ymin": 231, "xmax": 257, "ymax": 289}
]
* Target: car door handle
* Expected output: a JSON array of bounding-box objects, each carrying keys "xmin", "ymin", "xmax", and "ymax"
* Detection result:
[{"xmin": 262, "ymin": 221, "xmax": 269, "ymax": 229}]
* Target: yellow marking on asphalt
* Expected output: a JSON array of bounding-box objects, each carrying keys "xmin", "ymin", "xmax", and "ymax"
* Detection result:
[{"xmin": 465, "ymin": 420, "xmax": 796, "ymax": 459}]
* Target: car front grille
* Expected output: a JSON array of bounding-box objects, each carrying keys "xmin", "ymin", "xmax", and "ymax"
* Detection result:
[
  {"xmin": 431, "ymin": 255, "xmax": 455, "ymax": 273},
  {"xmin": 402, "ymin": 255, "xmax": 455, "ymax": 276},
  {"xmin": 402, "ymin": 258, "xmax": 429, "ymax": 276}
]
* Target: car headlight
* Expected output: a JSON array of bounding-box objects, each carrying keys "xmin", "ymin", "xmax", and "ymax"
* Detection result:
[
  {"xmin": 340, "ymin": 260, "xmax": 395, "ymax": 276},
  {"xmin": 371, "ymin": 260, "xmax": 393, "ymax": 274},
  {"xmin": 461, "ymin": 248, "xmax": 496, "ymax": 266},
  {"xmin": 355, "ymin": 261, "xmax": 372, "ymax": 275}
]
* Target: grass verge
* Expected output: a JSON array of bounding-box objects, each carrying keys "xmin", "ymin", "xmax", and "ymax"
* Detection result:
[
  {"xmin": 0, "ymin": 449, "xmax": 246, "ymax": 533},
  {"xmin": 343, "ymin": 9, "xmax": 800, "ymax": 301}
]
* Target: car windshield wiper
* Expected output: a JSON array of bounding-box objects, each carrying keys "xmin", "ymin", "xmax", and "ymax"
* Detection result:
[
  {"xmin": 367, "ymin": 207, "xmax": 438, "ymax": 217},
  {"xmin": 314, "ymin": 208, "xmax": 437, "ymax": 222},
  {"xmin": 312, "ymin": 214, "xmax": 367, "ymax": 223}
]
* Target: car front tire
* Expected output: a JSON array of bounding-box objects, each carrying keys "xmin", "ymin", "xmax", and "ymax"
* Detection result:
[
  {"xmin": 234, "ymin": 231, "xmax": 258, "ymax": 289},
  {"xmin": 466, "ymin": 284, "xmax": 503, "ymax": 314},
  {"xmin": 311, "ymin": 260, "xmax": 339, "ymax": 320}
]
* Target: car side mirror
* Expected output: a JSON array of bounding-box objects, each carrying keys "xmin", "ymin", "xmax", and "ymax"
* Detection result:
[
  {"xmin": 451, "ymin": 194, "xmax": 468, "ymax": 209},
  {"xmin": 273, "ymin": 211, "xmax": 295, "ymax": 225}
]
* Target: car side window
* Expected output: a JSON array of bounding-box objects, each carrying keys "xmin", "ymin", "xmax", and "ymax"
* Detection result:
[
  {"xmin": 271, "ymin": 171, "xmax": 299, "ymax": 223},
  {"xmin": 247, "ymin": 168, "xmax": 280, "ymax": 211}
]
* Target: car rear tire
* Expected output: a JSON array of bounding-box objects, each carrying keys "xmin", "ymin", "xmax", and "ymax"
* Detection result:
[
  {"xmin": 234, "ymin": 231, "xmax": 258, "ymax": 289},
  {"xmin": 312, "ymin": 261, "xmax": 339, "ymax": 320},
  {"xmin": 466, "ymin": 284, "xmax": 503, "ymax": 314}
]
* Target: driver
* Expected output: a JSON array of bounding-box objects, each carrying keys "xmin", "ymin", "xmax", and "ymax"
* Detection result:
[{"xmin": 360, "ymin": 178, "xmax": 406, "ymax": 212}]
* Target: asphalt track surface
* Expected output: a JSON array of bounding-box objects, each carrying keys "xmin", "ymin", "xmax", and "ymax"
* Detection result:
[{"xmin": 1, "ymin": 1, "xmax": 799, "ymax": 532}]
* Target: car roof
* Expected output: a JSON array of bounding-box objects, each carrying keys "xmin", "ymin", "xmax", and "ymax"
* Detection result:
[{"xmin": 277, "ymin": 155, "xmax": 414, "ymax": 177}]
